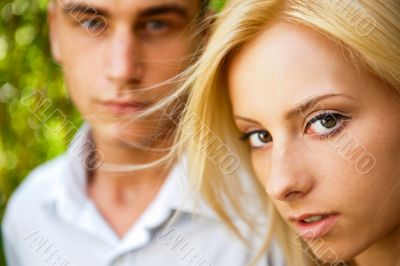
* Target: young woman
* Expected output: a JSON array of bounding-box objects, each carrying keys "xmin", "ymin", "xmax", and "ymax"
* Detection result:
[{"xmin": 167, "ymin": 0, "xmax": 400, "ymax": 265}]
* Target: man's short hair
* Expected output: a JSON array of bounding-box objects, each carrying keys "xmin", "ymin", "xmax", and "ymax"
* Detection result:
[
  {"xmin": 201, "ymin": 0, "xmax": 210, "ymax": 9},
  {"xmin": 200, "ymin": 0, "xmax": 210, "ymax": 15}
]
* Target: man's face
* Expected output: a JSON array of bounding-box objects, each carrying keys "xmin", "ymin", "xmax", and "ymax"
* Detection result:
[{"xmin": 49, "ymin": 0, "xmax": 203, "ymax": 152}]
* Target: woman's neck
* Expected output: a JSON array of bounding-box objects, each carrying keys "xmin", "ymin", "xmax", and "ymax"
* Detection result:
[{"xmin": 354, "ymin": 226, "xmax": 400, "ymax": 266}]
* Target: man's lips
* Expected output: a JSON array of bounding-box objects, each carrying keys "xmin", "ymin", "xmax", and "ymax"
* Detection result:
[
  {"xmin": 100, "ymin": 100, "xmax": 148, "ymax": 114},
  {"xmin": 289, "ymin": 213, "xmax": 340, "ymax": 240}
]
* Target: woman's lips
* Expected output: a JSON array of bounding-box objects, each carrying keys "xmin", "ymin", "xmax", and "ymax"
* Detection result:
[{"xmin": 290, "ymin": 213, "xmax": 339, "ymax": 240}]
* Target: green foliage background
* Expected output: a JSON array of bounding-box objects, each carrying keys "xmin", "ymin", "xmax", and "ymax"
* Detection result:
[{"xmin": 0, "ymin": 0, "xmax": 225, "ymax": 264}]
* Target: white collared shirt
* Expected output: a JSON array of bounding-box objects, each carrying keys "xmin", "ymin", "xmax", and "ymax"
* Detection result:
[{"xmin": 2, "ymin": 125, "xmax": 285, "ymax": 266}]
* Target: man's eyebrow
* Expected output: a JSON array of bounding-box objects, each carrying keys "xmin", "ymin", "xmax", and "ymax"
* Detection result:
[
  {"xmin": 285, "ymin": 93, "xmax": 355, "ymax": 120},
  {"xmin": 62, "ymin": 3, "xmax": 109, "ymax": 18},
  {"xmin": 138, "ymin": 4, "xmax": 190, "ymax": 19}
]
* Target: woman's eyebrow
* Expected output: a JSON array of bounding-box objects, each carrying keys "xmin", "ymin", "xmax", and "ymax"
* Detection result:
[
  {"xmin": 234, "ymin": 115, "xmax": 260, "ymax": 124},
  {"xmin": 234, "ymin": 93, "xmax": 355, "ymax": 124},
  {"xmin": 285, "ymin": 93, "xmax": 355, "ymax": 120}
]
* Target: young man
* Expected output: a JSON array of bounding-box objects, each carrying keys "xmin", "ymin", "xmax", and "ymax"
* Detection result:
[{"xmin": 2, "ymin": 0, "xmax": 283, "ymax": 265}]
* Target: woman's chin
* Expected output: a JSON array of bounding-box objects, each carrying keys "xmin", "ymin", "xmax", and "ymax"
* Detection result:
[{"xmin": 307, "ymin": 239, "xmax": 363, "ymax": 265}]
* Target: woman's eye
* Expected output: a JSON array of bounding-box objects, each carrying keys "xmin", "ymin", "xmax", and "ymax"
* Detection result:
[
  {"xmin": 306, "ymin": 112, "xmax": 349, "ymax": 137},
  {"xmin": 240, "ymin": 130, "xmax": 272, "ymax": 149}
]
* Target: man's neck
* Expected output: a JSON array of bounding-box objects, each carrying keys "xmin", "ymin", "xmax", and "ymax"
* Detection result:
[
  {"xmin": 85, "ymin": 133, "xmax": 173, "ymax": 238},
  {"xmin": 87, "ymin": 163, "xmax": 171, "ymax": 197},
  {"xmin": 88, "ymin": 126, "xmax": 174, "ymax": 183}
]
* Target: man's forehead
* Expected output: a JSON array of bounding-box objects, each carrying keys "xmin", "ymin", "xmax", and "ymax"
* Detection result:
[{"xmin": 58, "ymin": 0, "xmax": 199, "ymax": 17}]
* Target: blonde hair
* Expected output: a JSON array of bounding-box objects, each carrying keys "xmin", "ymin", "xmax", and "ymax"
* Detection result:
[{"xmin": 166, "ymin": 0, "xmax": 400, "ymax": 265}]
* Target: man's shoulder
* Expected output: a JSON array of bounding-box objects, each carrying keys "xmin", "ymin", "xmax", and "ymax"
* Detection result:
[
  {"xmin": 15, "ymin": 154, "xmax": 67, "ymax": 196},
  {"xmin": 3, "ymin": 154, "xmax": 67, "ymax": 224}
]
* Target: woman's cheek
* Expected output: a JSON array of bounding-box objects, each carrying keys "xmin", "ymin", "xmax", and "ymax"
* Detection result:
[{"xmin": 251, "ymin": 151, "xmax": 271, "ymax": 188}]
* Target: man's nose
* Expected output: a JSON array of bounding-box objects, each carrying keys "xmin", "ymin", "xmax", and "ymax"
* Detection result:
[
  {"xmin": 106, "ymin": 27, "xmax": 144, "ymax": 85},
  {"xmin": 266, "ymin": 140, "xmax": 314, "ymax": 202}
]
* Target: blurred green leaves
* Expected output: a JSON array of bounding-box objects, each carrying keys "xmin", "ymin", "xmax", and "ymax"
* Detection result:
[
  {"xmin": 0, "ymin": 0, "xmax": 81, "ymax": 223},
  {"xmin": 0, "ymin": 1, "xmax": 74, "ymax": 264}
]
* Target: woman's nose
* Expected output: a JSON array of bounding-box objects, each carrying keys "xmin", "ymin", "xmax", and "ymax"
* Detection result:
[{"xmin": 265, "ymin": 141, "xmax": 314, "ymax": 202}]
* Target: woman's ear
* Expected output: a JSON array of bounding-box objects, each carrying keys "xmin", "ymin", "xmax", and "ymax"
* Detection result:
[{"xmin": 48, "ymin": 1, "xmax": 62, "ymax": 63}]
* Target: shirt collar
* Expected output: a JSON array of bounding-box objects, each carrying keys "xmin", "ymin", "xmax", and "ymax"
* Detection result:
[{"xmin": 151, "ymin": 155, "xmax": 218, "ymax": 221}]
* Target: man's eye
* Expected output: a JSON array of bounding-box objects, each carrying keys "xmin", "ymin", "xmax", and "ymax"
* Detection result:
[
  {"xmin": 306, "ymin": 112, "xmax": 350, "ymax": 137},
  {"xmin": 145, "ymin": 20, "xmax": 168, "ymax": 31},
  {"xmin": 137, "ymin": 20, "xmax": 169, "ymax": 35},
  {"xmin": 240, "ymin": 130, "xmax": 272, "ymax": 149},
  {"xmin": 80, "ymin": 18, "xmax": 107, "ymax": 33}
]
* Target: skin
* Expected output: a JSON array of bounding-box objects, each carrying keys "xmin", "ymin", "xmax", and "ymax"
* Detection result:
[
  {"xmin": 48, "ymin": 0, "xmax": 205, "ymax": 237},
  {"xmin": 228, "ymin": 22, "xmax": 400, "ymax": 265}
]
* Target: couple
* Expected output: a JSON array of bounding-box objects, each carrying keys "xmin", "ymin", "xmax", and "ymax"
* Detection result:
[{"xmin": 4, "ymin": 0, "xmax": 400, "ymax": 266}]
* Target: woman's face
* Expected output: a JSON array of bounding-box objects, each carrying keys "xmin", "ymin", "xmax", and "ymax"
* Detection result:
[{"xmin": 228, "ymin": 22, "xmax": 400, "ymax": 262}]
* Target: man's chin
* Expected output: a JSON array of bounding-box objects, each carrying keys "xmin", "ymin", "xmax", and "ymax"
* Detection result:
[{"xmin": 90, "ymin": 122, "xmax": 161, "ymax": 150}]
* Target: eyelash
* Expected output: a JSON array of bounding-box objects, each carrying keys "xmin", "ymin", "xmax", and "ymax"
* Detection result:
[
  {"xmin": 305, "ymin": 112, "xmax": 350, "ymax": 140},
  {"xmin": 240, "ymin": 130, "xmax": 272, "ymax": 150},
  {"xmin": 240, "ymin": 112, "xmax": 351, "ymax": 149},
  {"xmin": 240, "ymin": 130, "xmax": 268, "ymax": 141},
  {"xmin": 78, "ymin": 17, "xmax": 107, "ymax": 31}
]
